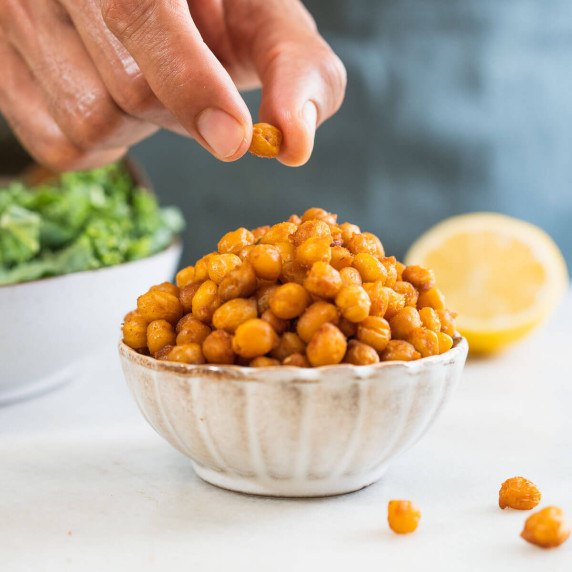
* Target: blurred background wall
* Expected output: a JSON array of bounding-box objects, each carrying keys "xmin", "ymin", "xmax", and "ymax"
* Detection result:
[{"xmin": 1, "ymin": 0, "xmax": 571, "ymax": 268}]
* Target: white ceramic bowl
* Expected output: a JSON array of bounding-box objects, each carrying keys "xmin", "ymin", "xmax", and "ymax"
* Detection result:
[
  {"xmin": 0, "ymin": 241, "xmax": 181, "ymax": 405},
  {"xmin": 119, "ymin": 336, "xmax": 468, "ymax": 497}
]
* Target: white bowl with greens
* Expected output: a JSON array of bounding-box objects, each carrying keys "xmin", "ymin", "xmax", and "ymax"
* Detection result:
[{"xmin": 0, "ymin": 162, "xmax": 183, "ymax": 404}]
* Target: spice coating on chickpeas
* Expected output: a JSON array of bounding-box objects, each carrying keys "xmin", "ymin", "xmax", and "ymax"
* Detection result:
[{"xmin": 122, "ymin": 208, "xmax": 457, "ymax": 366}]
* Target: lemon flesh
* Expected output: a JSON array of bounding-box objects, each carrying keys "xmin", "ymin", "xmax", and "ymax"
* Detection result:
[{"xmin": 405, "ymin": 213, "xmax": 569, "ymax": 354}]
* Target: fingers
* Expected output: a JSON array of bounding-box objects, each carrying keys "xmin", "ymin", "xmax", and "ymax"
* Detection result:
[
  {"xmin": 1, "ymin": 0, "xmax": 157, "ymax": 152},
  {"xmin": 225, "ymin": 0, "xmax": 347, "ymax": 166},
  {"xmin": 0, "ymin": 36, "xmax": 127, "ymax": 171},
  {"xmin": 101, "ymin": 0, "xmax": 253, "ymax": 161}
]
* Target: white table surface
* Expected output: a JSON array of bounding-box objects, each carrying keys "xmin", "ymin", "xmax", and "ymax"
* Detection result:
[{"xmin": 1, "ymin": 293, "xmax": 571, "ymax": 572}]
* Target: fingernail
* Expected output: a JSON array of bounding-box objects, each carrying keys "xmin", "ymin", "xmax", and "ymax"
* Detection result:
[
  {"xmin": 197, "ymin": 108, "xmax": 246, "ymax": 158},
  {"xmin": 302, "ymin": 101, "xmax": 318, "ymax": 129}
]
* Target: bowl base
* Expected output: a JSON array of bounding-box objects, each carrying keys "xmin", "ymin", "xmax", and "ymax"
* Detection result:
[{"xmin": 192, "ymin": 463, "xmax": 388, "ymax": 498}]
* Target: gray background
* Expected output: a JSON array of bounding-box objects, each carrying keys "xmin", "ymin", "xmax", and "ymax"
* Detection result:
[{"xmin": 2, "ymin": 0, "xmax": 571, "ymax": 268}]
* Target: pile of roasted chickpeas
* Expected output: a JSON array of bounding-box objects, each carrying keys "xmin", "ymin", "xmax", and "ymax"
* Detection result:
[{"xmin": 122, "ymin": 208, "xmax": 457, "ymax": 367}]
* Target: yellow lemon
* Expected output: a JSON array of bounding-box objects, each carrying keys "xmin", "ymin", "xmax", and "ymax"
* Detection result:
[{"xmin": 405, "ymin": 213, "xmax": 568, "ymax": 354}]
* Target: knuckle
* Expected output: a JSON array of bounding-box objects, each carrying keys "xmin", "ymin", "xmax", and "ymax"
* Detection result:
[
  {"xmin": 113, "ymin": 72, "xmax": 157, "ymax": 117},
  {"xmin": 101, "ymin": 0, "xmax": 156, "ymax": 41}
]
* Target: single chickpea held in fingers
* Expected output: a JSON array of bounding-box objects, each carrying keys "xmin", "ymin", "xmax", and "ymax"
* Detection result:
[{"xmin": 249, "ymin": 123, "xmax": 283, "ymax": 158}]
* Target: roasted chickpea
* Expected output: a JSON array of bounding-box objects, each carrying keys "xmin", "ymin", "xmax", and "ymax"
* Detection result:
[
  {"xmin": 270, "ymin": 332, "xmax": 306, "ymax": 361},
  {"xmin": 521, "ymin": 507, "xmax": 571, "ymax": 549},
  {"xmin": 261, "ymin": 309, "xmax": 289, "ymax": 335},
  {"xmin": 352, "ymin": 253, "xmax": 387, "ymax": 283},
  {"xmin": 340, "ymin": 222, "xmax": 361, "ymax": 245},
  {"xmin": 137, "ymin": 290, "xmax": 183, "ymax": 324},
  {"xmin": 395, "ymin": 260, "xmax": 405, "ymax": 281},
  {"xmin": 147, "ymin": 320, "xmax": 176, "ymax": 355},
  {"xmin": 212, "ymin": 297, "xmax": 258, "ymax": 333},
  {"xmin": 347, "ymin": 233, "xmax": 380, "ymax": 256},
  {"xmin": 207, "ymin": 253, "xmax": 242, "ymax": 284},
  {"xmin": 275, "ymin": 241, "xmax": 296, "ymax": 264},
  {"xmin": 194, "ymin": 253, "xmax": 215, "ymax": 282},
  {"xmin": 167, "ymin": 343, "xmax": 206, "ymax": 364},
  {"xmin": 288, "ymin": 213, "xmax": 302, "ymax": 225},
  {"xmin": 328, "ymin": 224, "xmax": 344, "ymax": 247},
  {"xmin": 218, "ymin": 227, "xmax": 255, "ymax": 254},
  {"xmin": 362, "ymin": 232, "xmax": 384, "ymax": 257},
  {"xmin": 330, "ymin": 246, "xmax": 354, "ymax": 270},
  {"xmin": 122, "ymin": 311, "xmax": 148, "ymax": 350},
  {"xmin": 417, "ymin": 287, "xmax": 446, "ymax": 311},
  {"xmin": 283, "ymin": 353, "xmax": 311, "ymax": 367},
  {"xmin": 250, "ymin": 356, "xmax": 281, "ymax": 367},
  {"xmin": 300, "ymin": 207, "xmax": 337, "ymax": 225},
  {"xmin": 393, "ymin": 280, "xmax": 419, "ymax": 307},
  {"xmin": 304, "ymin": 262, "xmax": 342, "ymax": 299},
  {"xmin": 383, "ymin": 287, "xmax": 406, "ymax": 320},
  {"xmin": 218, "ymin": 261, "xmax": 257, "ymax": 301},
  {"xmin": 280, "ymin": 260, "xmax": 308, "ymax": 285},
  {"xmin": 249, "ymin": 123, "xmax": 282, "ymax": 158},
  {"xmin": 192, "ymin": 280, "xmax": 221, "ymax": 323},
  {"xmin": 408, "ymin": 327, "xmax": 440, "ymax": 358},
  {"xmin": 179, "ymin": 282, "xmax": 201, "ymax": 313},
  {"xmin": 380, "ymin": 340, "xmax": 421, "ymax": 361},
  {"xmin": 238, "ymin": 245, "xmax": 255, "ymax": 261},
  {"xmin": 248, "ymin": 244, "xmax": 282, "ymax": 280},
  {"xmin": 338, "ymin": 316, "xmax": 358, "ymax": 338},
  {"xmin": 232, "ymin": 319, "xmax": 279, "ymax": 358},
  {"xmin": 437, "ymin": 309, "xmax": 458, "ymax": 337},
  {"xmin": 388, "ymin": 500, "xmax": 421, "ymax": 534},
  {"xmin": 150, "ymin": 282, "xmax": 180, "ymax": 298},
  {"xmin": 339, "ymin": 267, "xmax": 363, "ymax": 287},
  {"xmin": 296, "ymin": 237, "xmax": 332, "ymax": 267},
  {"xmin": 260, "ymin": 222, "xmax": 297, "ymax": 245},
  {"xmin": 176, "ymin": 318, "xmax": 211, "ymax": 345},
  {"xmin": 389, "ymin": 307, "xmax": 423, "ymax": 340},
  {"xmin": 436, "ymin": 332, "xmax": 454, "ymax": 354},
  {"xmin": 357, "ymin": 316, "xmax": 391, "ymax": 352},
  {"xmin": 269, "ymin": 283, "xmax": 311, "ymax": 319},
  {"xmin": 202, "ymin": 330, "xmax": 235, "ymax": 364},
  {"xmin": 402, "ymin": 265, "xmax": 436, "ymax": 293},
  {"xmin": 297, "ymin": 301, "xmax": 340, "ymax": 343},
  {"xmin": 306, "ymin": 323, "xmax": 348, "ymax": 367},
  {"xmin": 175, "ymin": 266, "xmax": 195, "ymax": 288},
  {"xmin": 291, "ymin": 220, "xmax": 332, "ymax": 247},
  {"xmin": 251, "ymin": 225, "xmax": 270, "ymax": 241},
  {"xmin": 335, "ymin": 285, "xmax": 371, "ymax": 322},
  {"xmin": 256, "ymin": 283, "xmax": 281, "ymax": 314},
  {"xmin": 363, "ymin": 281, "xmax": 389, "ymax": 317},
  {"xmin": 344, "ymin": 340, "xmax": 380, "ymax": 365},
  {"xmin": 154, "ymin": 344, "xmax": 174, "ymax": 360},
  {"xmin": 418, "ymin": 307, "xmax": 441, "ymax": 332}
]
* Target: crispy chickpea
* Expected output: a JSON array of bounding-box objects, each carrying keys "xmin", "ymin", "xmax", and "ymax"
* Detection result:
[
  {"xmin": 202, "ymin": 330, "xmax": 235, "ymax": 364},
  {"xmin": 137, "ymin": 290, "xmax": 183, "ymax": 324},
  {"xmin": 288, "ymin": 213, "xmax": 302, "ymax": 225},
  {"xmin": 192, "ymin": 280, "xmax": 221, "ymax": 323},
  {"xmin": 154, "ymin": 344, "xmax": 174, "ymax": 360},
  {"xmin": 339, "ymin": 266, "xmax": 363, "ymax": 287},
  {"xmin": 194, "ymin": 253, "xmax": 215, "ymax": 282},
  {"xmin": 232, "ymin": 319, "xmax": 279, "ymax": 358},
  {"xmin": 150, "ymin": 281, "xmax": 180, "ymax": 298},
  {"xmin": 251, "ymin": 225, "xmax": 270, "ymax": 241},
  {"xmin": 297, "ymin": 301, "xmax": 340, "ymax": 343},
  {"xmin": 330, "ymin": 246, "xmax": 354, "ymax": 270},
  {"xmin": 521, "ymin": 507, "xmax": 570, "ymax": 549},
  {"xmin": 328, "ymin": 224, "xmax": 344, "ymax": 247},
  {"xmin": 122, "ymin": 311, "xmax": 148, "ymax": 350},
  {"xmin": 147, "ymin": 320, "xmax": 176, "ymax": 355},
  {"xmin": 352, "ymin": 253, "xmax": 387, "ymax": 283},
  {"xmin": 249, "ymin": 122, "xmax": 282, "ymax": 158},
  {"xmin": 261, "ymin": 309, "xmax": 289, "ymax": 335},
  {"xmin": 167, "ymin": 343, "xmax": 206, "ymax": 364},
  {"xmin": 395, "ymin": 260, "xmax": 405, "ymax": 281},
  {"xmin": 250, "ymin": 356, "xmax": 281, "ymax": 367},
  {"xmin": 437, "ymin": 309, "xmax": 458, "ymax": 337},
  {"xmin": 175, "ymin": 313, "xmax": 203, "ymax": 334},
  {"xmin": 256, "ymin": 283, "xmax": 280, "ymax": 314},
  {"xmin": 304, "ymin": 262, "xmax": 342, "ymax": 299},
  {"xmin": 283, "ymin": 353, "xmax": 311, "ymax": 367},
  {"xmin": 207, "ymin": 253, "xmax": 242, "ymax": 284},
  {"xmin": 238, "ymin": 245, "xmax": 255, "ymax": 261},
  {"xmin": 408, "ymin": 327, "xmax": 440, "ymax": 358},
  {"xmin": 280, "ymin": 260, "xmax": 308, "ymax": 285},
  {"xmin": 218, "ymin": 227, "xmax": 255, "ymax": 254},
  {"xmin": 344, "ymin": 340, "xmax": 380, "ymax": 365},
  {"xmin": 248, "ymin": 244, "xmax": 282, "ymax": 280},
  {"xmin": 275, "ymin": 241, "xmax": 296, "ymax": 264},
  {"xmin": 379, "ymin": 257, "xmax": 398, "ymax": 288},
  {"xmin": 383, "ymin": 287, "xmax": 406, "ymax": 320},
  {"xmin": 212, "ymin": 297, "xmax": 258, "ymax": 333},
  {"xmin": 347, "ymin": 233, "xmax": 380, "ymax": 256},
  {"xmin": 306, "ymin": 323, "xmax": 347, "ymax": 367},
  {"xmin": 296, "ymin": 237, "xmax": 332, "ymax": 267},
  {"xmin": 338, "ymin": 316, "xmax": 358, "ymax": 338},
  {"xmin": 339, "ymin": 222, "xmax": 361, "ymax": 245},
  {"xmin": 436, "ymin": 332, "xmax": 454, "ymax": 354},
  {"xmin": 499, "ymin": 477, "xmax": 542, "ymax": 510},
  {"xmin": 291, "ymin": 220, "xmax": 332, "ymax": 247},
  {"xmin": 418, "ymin": 307, "xmax": 441, "ymax": 333},
  {"xmin": 271, "ymin": 332, "xmax": 306, "ymax": 361},
  {"xmin": 176, "ymin": 320, "xmax": 211, "ymax": 345},
  {"xmin": 388, "ymin": 500, "xmax": 421, "ymax": 534},
  {"xmin": 335, "ymin": 285, "xmax": 371, "ymax": 322},
  {"xmin": 179, "ymin": 282, "xmax": 201, "ymax": 313},
  {"xmin": 218, "ymin": 261, "xmax": 257, "ymax": 301},
  {"xmin": 356, "ymin": 316, "xmax": 391, "ymax": 352},
  {"xmin": 175, "ymin": 266, "xmax": 196, "ymax": 288},
  {"xmin": 389, "ymin": 307, "xmax": 423, "ymax": 340},
  {"xmin": 380, "ymin": 340, "xmax": 421, "ymax": 361},
  {"xmin": 363, "ymin": 232, "xmax": 384, "ymax": 257},
  {"xmin": 393, "ymin": 280, "xmax": 419, "ymax": 307},
  {"xmin": 300, "ymin": 207, "xmax": 337, "ymax": 225},
  {"xmin": 260, "ymin": 222, "xmax": 297, "ymax": 245},
  {"xmin": 402, "ymin": 265, "xmax": 436, "ymax": 293},
  {"xmin": 417, "ymin": 287, "xmax": 446, "ymax": 311},
  {"xmin": 270, "ymin": 283, "xmax": 311, "ymax": 319},
  {"xmin": 363, "ymin": 281, "xmax": 389, "ymax": 317}
]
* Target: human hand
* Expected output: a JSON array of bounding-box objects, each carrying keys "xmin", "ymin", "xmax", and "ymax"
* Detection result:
[{"xmin": 0, "ymin": 0, "xmax": 346, "ymax": 171}]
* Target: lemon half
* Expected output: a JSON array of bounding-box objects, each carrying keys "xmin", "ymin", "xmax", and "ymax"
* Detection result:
[{"xmin": 405, "ymin": 213, "xmax": 569, "ymax": 354}]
